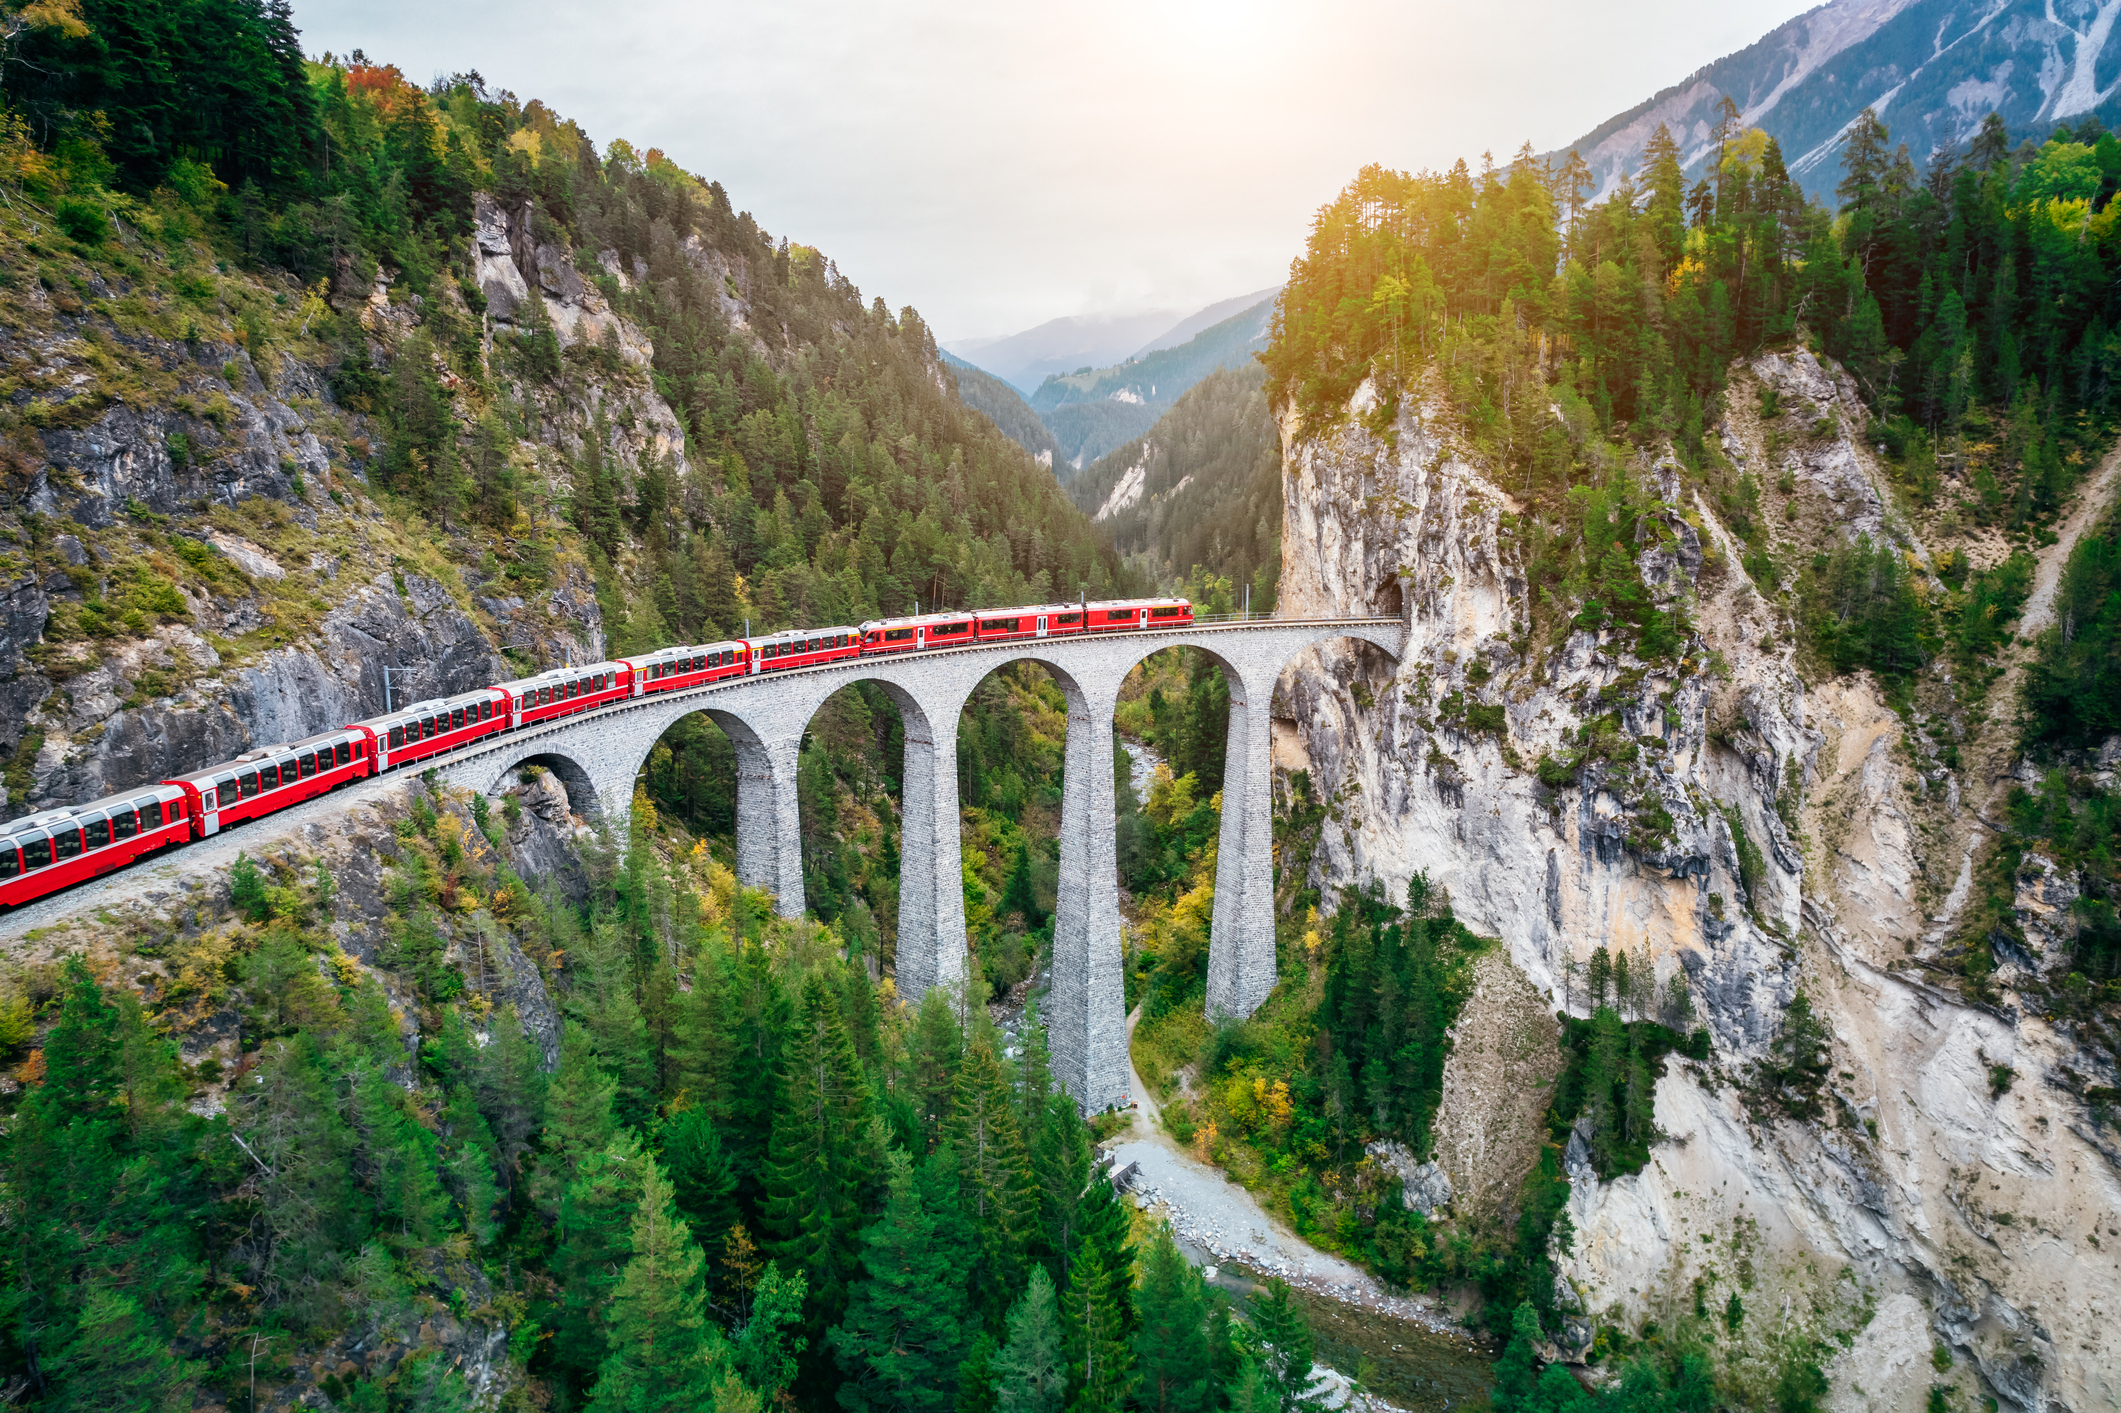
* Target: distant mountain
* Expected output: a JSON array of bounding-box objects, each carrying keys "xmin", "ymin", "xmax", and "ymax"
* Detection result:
[
  {"xmin": 1129, "ymin": 285, "xmax": 1282, "ymax": 359},
  {"xmin": 1067, "ymin": 365, "xmax": 1281, "ymax": 600},
  {"xmin": 1031, "ymin": 297, "xmax": 1276, "ymax": 472},
  {"xmin": 1555, "ymin": 0, "xmax": 2121, "ymax": 199},
  {"xmin": 942, "ymin": 351, "xmax": 1061, "ymax": 468},
  {"xmin": 943, "ymin": 309, "xmax": 1183, "ymax": 395}
]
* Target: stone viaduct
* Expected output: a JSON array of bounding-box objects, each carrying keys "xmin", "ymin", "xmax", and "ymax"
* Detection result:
[{"xmin": 433, "ymin": 618, "xmax": 1401, "ymax": 1110}]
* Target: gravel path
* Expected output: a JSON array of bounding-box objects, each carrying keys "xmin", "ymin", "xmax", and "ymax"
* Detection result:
[{"xmin": 1111, "ymin": 1007, "xmax": 1463, "ymax": 1337}]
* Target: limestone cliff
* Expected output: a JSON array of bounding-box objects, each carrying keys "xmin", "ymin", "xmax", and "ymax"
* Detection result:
[{"xmin": 1275, "ymin": 355, "xmax": 2121, "ymax": 1411}]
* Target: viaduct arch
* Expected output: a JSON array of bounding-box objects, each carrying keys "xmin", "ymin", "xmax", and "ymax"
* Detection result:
[{"xmin": 437, "ymin": 618, "xmax": 1401, "ymax": 1109}]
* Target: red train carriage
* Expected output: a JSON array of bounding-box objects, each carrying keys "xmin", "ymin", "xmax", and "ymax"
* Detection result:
[
  {"xmin": 855, "ymin": 611, "xmax": 978, "ymax": 654},
  {"xmin": 0, "ymin": 785, "xmax": 193, "ymax": 907},
  {"xmin": 501, "ymin": 664, "xmax": 631, "ymax": 729},
  {"xmin": 167, "ymin": 726, "xmax": 376, "ymax": 837},
  {"xmin": 1082, "ymin": 598, "xmax": 1193, "ymax": 633},
  {"xmin": 748, "ymin": 626, "xmax": 862, "ymax": 672},
  {"xmin": 361, "ymin": 689, "xmax": 511, "ymax": 771},
  {"xmin": 624, "ymin": 641, "xmax": 749, "ymax": 695}
]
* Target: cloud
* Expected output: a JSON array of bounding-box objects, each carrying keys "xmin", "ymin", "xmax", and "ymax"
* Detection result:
[{"xmin": 292, "ymin": 0, "xmax": 1818, "ymax": 338}]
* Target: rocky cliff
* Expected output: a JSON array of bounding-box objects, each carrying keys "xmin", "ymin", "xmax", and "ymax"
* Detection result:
[
  {"xmin": 1275, "ymin": 355, "xmax": 2121, "ymax": 1411},
  {"xmin": 0, "ymin": 187, "xmax": 760, "ymax": 819}
]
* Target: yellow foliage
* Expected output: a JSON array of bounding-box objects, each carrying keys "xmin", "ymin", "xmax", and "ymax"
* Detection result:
[
  {"xmin": 1145, "ymin": 765, "xmax": 1199, "ymax": 829},
  {"xmin": 327, "ymin": 949, "xmax": 362, "ymax": 987},
  {"xmin": 631, "ymin": 785, "xmax": 660, "ymax": 836}
]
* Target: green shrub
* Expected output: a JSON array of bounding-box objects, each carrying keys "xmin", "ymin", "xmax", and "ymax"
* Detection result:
[{"xmin": 54, "ymin": 197, "xmax": 108, "ymax": 246}]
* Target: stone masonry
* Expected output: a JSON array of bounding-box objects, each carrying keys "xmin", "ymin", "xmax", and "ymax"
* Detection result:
[{"xmin": 435, "ymin": 618, "xmax": 1401, "ymax": 1110}]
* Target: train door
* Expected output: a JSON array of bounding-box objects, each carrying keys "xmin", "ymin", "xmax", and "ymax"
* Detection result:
[
  {"xmin": 916, "ymin": 623, "xmax": 926, "ymax": 649},
  {"xmin": 1139, "ymin": 606, "xmax": 1149, "ymax": 629},
  {"xmin": 1036, "ymin": 615, "xmax": 1048, "ymax": 638}
]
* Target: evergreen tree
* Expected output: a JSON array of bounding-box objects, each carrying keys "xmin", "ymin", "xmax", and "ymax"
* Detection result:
[
  {"xmin": 50, "ymin": 1286, "xmax": 195, "ymax": 1413},
  {"xmin": 535, "ymin": 1021, "xmax": 620, "ymax": 1213},
  {"xmin": 946, "ymin": 1034, "xmax": 1036, "ymax": 1295},
  {"xmin": 1130, "ymin": 1230, "xmax": 1211, "ymax": 1413},
  {"xmin": 660, "ymin": 1104, "xmax": 740, "ymax": 1251},
  {"xmin": 1062, "ymin": 1238, "xmax": 1131, "ymax": 1413},
  {"xmin": 762, "ymin": 975, "xmax": 879, "ymax": 1335},
  {"xmin": 588, "ymin": 1157, "xmax": 728, "ymax": 1413},
  {"xmin": 553, "ymin": 1132, "xmax": 652, "ymax": 1389},
  {"xmin": 1245, "ymin": 1280, "xmax": 1315, "ymax": 1413},
  {"xmin": 828, "ymin": 1152, "xmax": 971, "ymax": 1413},
  {"xmin": 991, "ymin": 1266, "xmax": 1066, "ymax": 1413}
]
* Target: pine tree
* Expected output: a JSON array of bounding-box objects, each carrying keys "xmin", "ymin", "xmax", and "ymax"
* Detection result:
[
  {"xmin": 660, "ymin": 1104, "xmax": 740, "ymax": 1251},
  {"xmin": 1062, "ymin": 1238, "xmax": 1131, "ymax": 1413},
  {"xmin": 1130, "ymin": 1230, "xmax": 1211, "ymax": 1413},
  {"xmin": 587, "ymin": 1157, "xmax": 728, "ymax": 1413},
  {"xmin": 828, "ymin": 1152, "xmax": 970, "ymax": 1413},
  {"xmin": 51, "ymin": 1286, "xmax": 196, "ymax": 1412},
  {"xmin": 554, "ymin": 1131, "xmax": 651, "ymax": 1389},
  {"xmin": 1245, "ymin": 1280, "xmax": 1314, "ymax": 1413},
  {"xmin": 992, "ymin": 1265, "xmax": 1066, "ymax": 1413},
  {"xmin": 946, "ymin": 1034, "xmax": 1035, "ymax": 1294},
  {"xmin": 535, "ymin": 1021, "xmax": 619, "ymax": 1213},
  {"xmin": 762, "ymin": 975, "xmax": 878, "ymax": 1333}
]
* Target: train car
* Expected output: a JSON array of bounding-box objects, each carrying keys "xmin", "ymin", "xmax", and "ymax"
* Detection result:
[
  {"xmin": 704, "ymin": 640, "xmax": 750, "ymax": 681},
  {"xmin": 855, "ymin": 610, "xmax": 978, "ymax": 655},
  {"xmin": 501, "ymin": 663, "xmax": 631, "ymax": 729},
  {"xmin": 361, "ymin": 689, "xmax": 510, "ymax": 771},
  {"xmin": 1083, "ymin": 597, "xmax": 1193, "ymax": 633},
  {"xmin": 749, "ymin": 626, "xmax": 862, "ymax": 673},
  {"xmin": 624, "ymin": 642, "xmax": 747, "ymax": 696},
  {"xmin": 969, "ymin": 602, "xmax": 1131, "ymax": 644},
  {"xmin": 0, "ymin": 784, "xmax": 193, "ymax": 907},
  {"xmin": 167, "ymin": 726, "xmax": 375, "ymax": 838}
]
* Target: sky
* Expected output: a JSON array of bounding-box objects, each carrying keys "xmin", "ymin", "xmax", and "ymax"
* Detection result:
[{"xmin": 291, "ymin": 0, "xmax": 1822, "ymax": 343}]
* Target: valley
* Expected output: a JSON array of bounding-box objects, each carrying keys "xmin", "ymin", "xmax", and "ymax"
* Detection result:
[{"xmin": 0, "ymin": 1, "xmax": 2118, "ymax": 1411}]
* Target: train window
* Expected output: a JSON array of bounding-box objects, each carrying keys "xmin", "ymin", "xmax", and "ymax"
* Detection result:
[
  {"xmin": 298, "ymin": 753, "xmax": 314, "ymax": 777},
  {"xmin": 1153, "ymin": 606, "xmax": 1181, "ymax": 618},
  {"xmin": 885, "ymin": 627, "xmax": 912, "ymax": 642},
  {"xmin": 113, "ymin": 809, "xmax": 137, "ymax": 840},
  {"xmin": 0, "ymin": 846, "xmax": 16, "ymax": 879},
  {"xmin": 54, "ymin": 829, "xmax": 80, "ymax": 860},
  {"xmin": 336, "ymin": 741, "xmax": 351, "ymax": 766},
  {"xmin": 1060, "ymin": 613, "xmax": 1081, "ymax": 624},
  {"xmin": 263, "ymin": 764, "xmax": 283, "ymax": 790},
  {"xmin": 23, "ymin": 837, "xmax": 49, "ymax": 869},
  {"xmin": 709, "ymin": 651, "xmax": 721, "ymax": 666},
  {"xmin": 388, "ymin": 726, "xmax": 404, "ymax": 749},
  {"xmin": 144, "ymin": 799, "xmax": 165, "ymax": 827},
  {"xmin": 240, "ymin": 771, "xmax": 259, "ymax": 797},
  {"xmin": 85, "ymin": 818, "xmax": 109, "ymax": 849},
  {"xmin": 1108, "ymin": 609, "xmax": 1131, "ymax": 621}
]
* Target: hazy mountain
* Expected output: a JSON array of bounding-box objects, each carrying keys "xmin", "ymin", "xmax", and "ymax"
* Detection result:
[
  {"xmin": 1067, "ymin": 365, "xmax": 1281, "ymax": 601},
  {"xmin": 1130, "ymin": 284, "xmax": 1282, "ymax": 359},
  {"xmin": 941, "ymin": 351, "xmax": 1062, "ymax": 467},
  {"xmin": 1555, "ymin": 0, "xmax": 2121, "ymax": 199},
  {"xmin": 942, "ymin": 308, "xmax": 1183, "ymax": 394},
  {"xmin": 1031, "ymin": 296, "xmax": 1277, "ymax": 472}
]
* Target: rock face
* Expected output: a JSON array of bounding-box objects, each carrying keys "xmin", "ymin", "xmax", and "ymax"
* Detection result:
[{"xmin": 1275, "ymin": 362, "xmax": 2121, "ymax": 1409}]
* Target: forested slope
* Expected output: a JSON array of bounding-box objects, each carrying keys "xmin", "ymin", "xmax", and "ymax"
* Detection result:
[{"xmin": 0, "ymin": 5, "xmax": 1347, "ymax": 1413}]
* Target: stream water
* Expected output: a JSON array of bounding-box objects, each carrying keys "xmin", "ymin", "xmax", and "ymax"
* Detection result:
[{"xmin": 1193, "ymin": 1250, "xmax": 1496, "ymax": 1410}]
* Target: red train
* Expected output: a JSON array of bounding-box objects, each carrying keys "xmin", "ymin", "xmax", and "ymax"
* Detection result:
[{"xmin": 0, "ymin": 597, "xmax": 1193, "ymax": 907}]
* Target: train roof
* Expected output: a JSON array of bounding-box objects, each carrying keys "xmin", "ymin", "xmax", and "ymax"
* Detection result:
[{"xmin": 0, "ymin": 782, "xmax": 184, "ymax": 834}]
